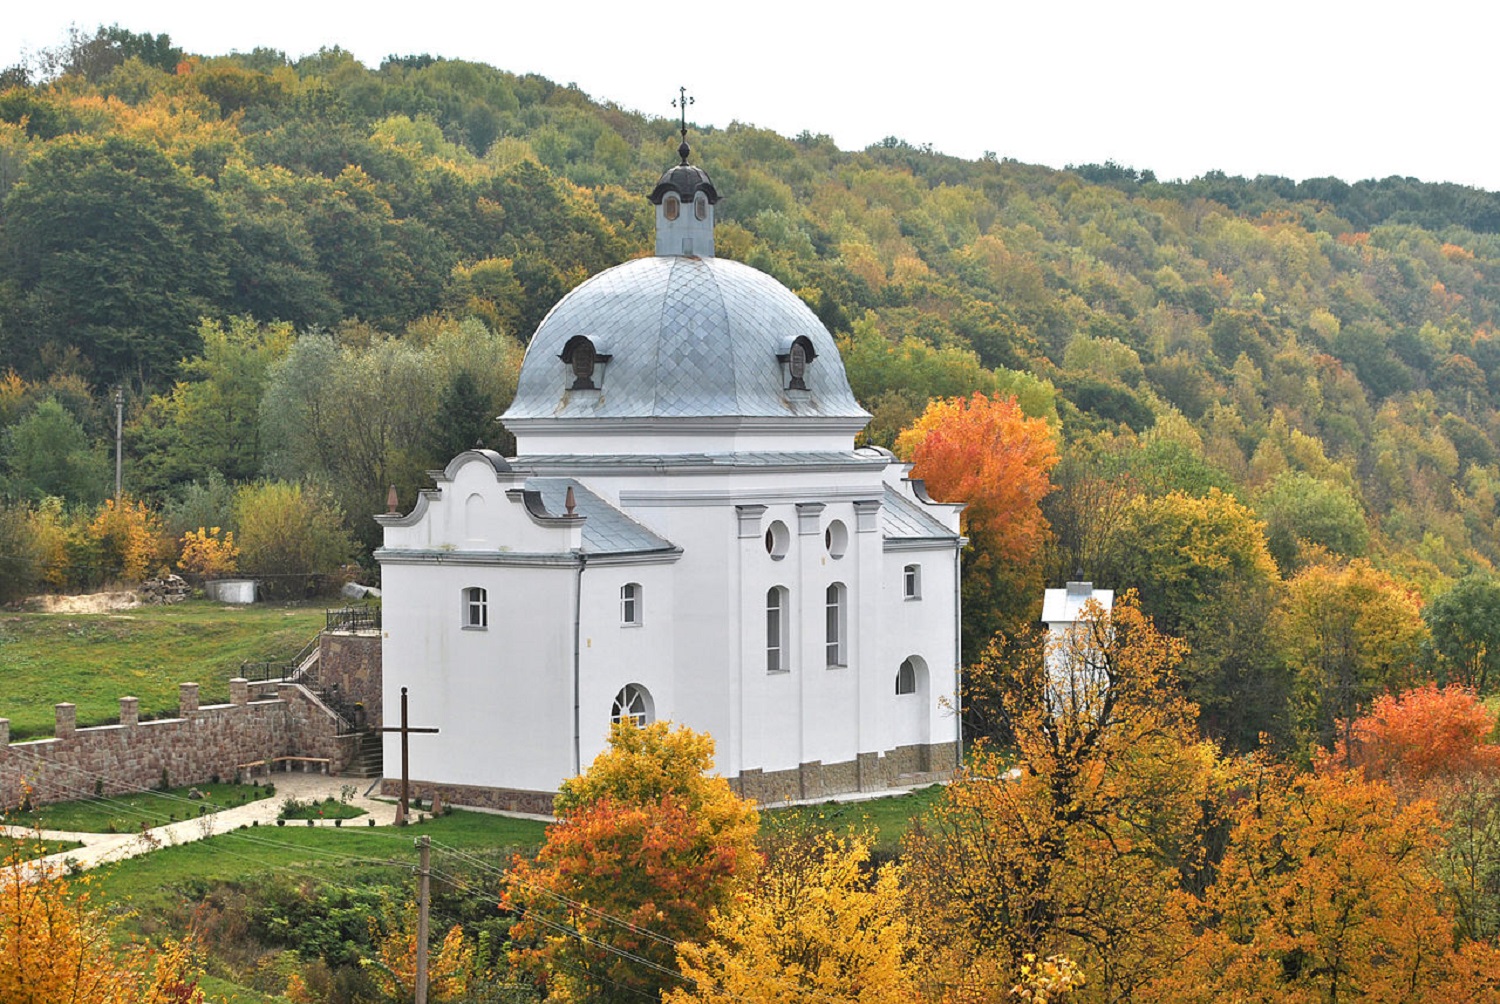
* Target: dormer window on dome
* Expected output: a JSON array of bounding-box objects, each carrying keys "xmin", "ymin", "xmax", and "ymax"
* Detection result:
[
  {"xmin": 777, "ymin": 335, "xmax": 818, "ymax": 391},
  {"xmin": 559, "ymin": 335, "xmax": 611, "ymax": 391}
]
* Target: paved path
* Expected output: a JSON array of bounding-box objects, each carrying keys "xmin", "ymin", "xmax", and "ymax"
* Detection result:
[{"xmin": 6, "ymin": 771, "xmax": 403, "ymax": 876}]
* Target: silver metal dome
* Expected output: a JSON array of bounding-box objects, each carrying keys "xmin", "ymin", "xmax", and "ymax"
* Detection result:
[{"xmin": 503, "ymin": 255, "xmax": 868, "ymax": 422}]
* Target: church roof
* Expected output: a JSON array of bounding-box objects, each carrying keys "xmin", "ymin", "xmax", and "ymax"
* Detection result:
[
  {"xmin": 504, "ymin": 255, "xmax": 868, "ymax": 424},
  {"xmin": 526, "ymin": 477, "xmax": 677, "ymax": 555},
  {"xmin": 880, "ymin": 483, "xmax": 959, "ymax": 540}
]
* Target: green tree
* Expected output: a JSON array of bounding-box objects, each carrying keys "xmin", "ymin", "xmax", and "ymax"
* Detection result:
[
  {"xmin": 1, "ymin": 398, "xmax": 108, "ymax": 503},
  {"xmin": 2, "ymin": 134, "xmax": 229, "ymax": 385},
  {"xmin": 1256, "ymin": 470, "xmax": 1369, "ymax": 573},
  {"xmin": 133, "ymin": 316, "xmax": 293, "ymax": 491},
  {"xmin": 1426, "ymin": 573, "xmax": 1500, "ymax": 693},
  {"xmin": 1101, "ymin": 489, "xmax": 1287, "ymax": 749}
]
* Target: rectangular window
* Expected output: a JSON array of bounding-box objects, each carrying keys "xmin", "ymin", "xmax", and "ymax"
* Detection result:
[
  {"xmin": 621, "ymin": 583, "xmax": 641, "ymax": 625},
  {"xmin": 825, "ymin": 583, "xmax": 846, "ymax": 667},
  {"xmin": 767, "ymin": 587, "xmax": 786, "ymax": 672},
  {"xmin": 464, "ymin": 587, "xmax": 488, "ymax": 629},
  {"xmin": 903, "ymin": 564, "xmax": 921, "ymax": 600}
]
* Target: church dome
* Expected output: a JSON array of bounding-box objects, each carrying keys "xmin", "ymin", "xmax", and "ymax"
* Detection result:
[{"xmin": 503, "ymin": 254, "xmax": 868, "ymax": 423}]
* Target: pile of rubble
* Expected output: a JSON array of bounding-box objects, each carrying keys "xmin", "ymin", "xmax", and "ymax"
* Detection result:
[{"xmin": 139, "ymin": 574, "xmax": 189, "ymax": 604}]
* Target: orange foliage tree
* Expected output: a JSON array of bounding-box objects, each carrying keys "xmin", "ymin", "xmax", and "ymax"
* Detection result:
[
  {"xmin": 501, "ymin": 723, "xmax": 758, "ymax": 1004},
  {"xmin": 1332, "ymin": 683, "xmax": 1500, "ymax": 783},
  {"xmin": 903, "ymin": 596, "xmax": 1224, "ymax": 1002},
  {"xmin": 85, "ymin": 497, "xmax": 168, "ymax": 584},
  {"xmin": 1153, "ymin": 764, "xmax": 1500, "ymax": 1003},
  {"xmin": 176, "ymin": 526, "xmax": 239, "ymax": 577},
  {"xmin": 0, "ymin": 852, "xmax": 204, "ymax": 1004},
  {"xmin": 897, "ymin": 391, "xmax": 1059, "ymax": 666}
]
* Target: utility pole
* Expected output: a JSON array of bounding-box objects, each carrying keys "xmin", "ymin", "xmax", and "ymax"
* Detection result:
[
  {"xmin": 415, "ymin": 834, "xmax": 431, "ymax": 1004},
  {"xmin": 113, "ymin": 386, "xmax": 124, "ymax": 501}
]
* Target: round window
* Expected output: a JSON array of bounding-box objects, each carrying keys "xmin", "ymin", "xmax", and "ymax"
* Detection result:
[
  {"xmin": 824, "ymin": 519, "xmax": 848, "ymax": 558},
  {"xmin": 764, "ymin": 520, "xmax": 790, "ymax": 559}
]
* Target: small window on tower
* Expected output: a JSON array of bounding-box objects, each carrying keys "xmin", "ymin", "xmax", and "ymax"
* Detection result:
[
  {"xmin": 664, "ymin": 193, "xmax": 680, "ymax": 221},
  {"xmin": 463, "ymin": 587, "xmax": 488, "ymax": 629},
  {"xmin": 694, "ymin": 192, "xmax": 708, "ymax": 220}
]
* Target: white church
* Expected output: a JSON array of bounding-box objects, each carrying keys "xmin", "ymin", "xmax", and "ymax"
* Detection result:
[{"xmin": 375, "ymin": 139, "xmax": 964, "ymax": 810}]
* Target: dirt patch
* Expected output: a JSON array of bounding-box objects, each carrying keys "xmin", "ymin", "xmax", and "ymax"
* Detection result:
[{"xmin": 29, "ymin": 592, "xmax": 142, "ymax": 614}]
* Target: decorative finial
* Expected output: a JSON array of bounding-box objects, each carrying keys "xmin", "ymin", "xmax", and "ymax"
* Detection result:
[
  {"xmin": 673, "ymin": 86, "xmax": 694, "ymax": 164},
  {"xmin": 386, "ymin": 484, "xmax": 399, "ymax": 514},
  {"xmin": 564, "ymin": 485, "xmax": 577, "ymax": 516}
]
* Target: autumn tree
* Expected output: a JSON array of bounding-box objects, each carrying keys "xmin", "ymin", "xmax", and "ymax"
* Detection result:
[
  {"xmin": 902, "ymin": 596, "xmax": 1224, "ymax": 1003},
  {"xmin": 232, "ymin": 481, "xmax": 357, "ymax": 598},
  {"xmin": 359, "ymin": 899, "xmax": 476, "ymax": 1003},
  {"xmin": 897, "ymin": 391, "xmax": 1059, "ymax": 662},
  {"xmin": 1152, "ymin": 764, "xmax": 1500, "ymax": 1004},
  {"xmin": 502, "ymin": 722, "xmax": 758, "ymax": 1004},
  {"xmin": 0, "ymin": 852, "xmax": 204, "ymax": 1004},
  {"xmin": 1280, "ymin": 558, "xmax": 1427, "ymax": 752},
  {"xmin": 667, "ymin": 830, "xmax": 915, "ymax": 1004},
  {"xmin": 1333, "ymin": 683, "xmax": 1500, "ymax": 783}
]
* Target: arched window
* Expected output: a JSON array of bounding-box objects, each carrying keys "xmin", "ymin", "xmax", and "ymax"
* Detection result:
[
  {"xmin": 663, "ymin": 193, "xmax": 681, "ymax": 221},
  {"xmin": 825, "ymin": 582, "xmax": 847, "ymax": 667},
  {"xmin": 611, "ymin": 684, "xmax": 654, "ymax": 726},
  {"xmin": 767, "ymin": 586, "xmax": 790, "ymax": 673},
  {"xmin": 903, "ymin": 564, "xmax": 922, "ymax": 600},
  {"xmin": 896, "ymin": 657, "xmax": 918, "ymax": 695},
  {"xmin": 694, "ymin": 191, "xmax": 709, "ymax": 220},
  {"xmin": 463, "ymin": 587, "xmax": 488, "ymax": 629},
  {"xmin": 621, "ymin": 582, "xmax": 642, "ymax": 625}
]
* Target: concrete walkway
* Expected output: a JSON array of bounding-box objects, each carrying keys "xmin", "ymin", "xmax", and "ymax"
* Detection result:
[{"xmin": 6, "ymin": 771, "xmax": 403, "ymax": 876}]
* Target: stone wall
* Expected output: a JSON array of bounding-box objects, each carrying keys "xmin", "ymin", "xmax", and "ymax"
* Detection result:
[
  {"xmin": 318, "ymin": 631, "xmax": 383, "ymax": 728},
  {"xmin": 0, "ymin": 679, "xmax": 357, "ymax": 808},
  {"xmin": 380, "ymin": 777, "xmax": 556, "ymax": 816}
]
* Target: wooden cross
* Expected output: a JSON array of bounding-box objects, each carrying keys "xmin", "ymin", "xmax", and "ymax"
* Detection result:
[{"xmin": 379, "ymin": 686, "xmax": 439, "ymax": 826}]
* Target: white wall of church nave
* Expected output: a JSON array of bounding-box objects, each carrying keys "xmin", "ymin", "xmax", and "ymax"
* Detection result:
[
  {"xmin": 880, "ymin": 545, "xmax": 960, "ymax": 749},
  {"xmin": 382, "ymin": 561, "xmax": 576, "ymax": 793},
  {"xmin": 574, "ymin": 560, "xmax": 679, "ymax": 772}
]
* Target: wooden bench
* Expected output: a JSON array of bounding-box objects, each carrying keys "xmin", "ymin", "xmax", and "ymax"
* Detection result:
[{"xmin": 236, "ymin": 756, "xmax": 332, "ymax": 777}]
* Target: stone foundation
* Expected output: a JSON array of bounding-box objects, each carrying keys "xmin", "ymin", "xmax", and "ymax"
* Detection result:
[
  {"xmin": 0, "ymin": 680, "xmax": 358, "ymax": 808},
  {"xmin": 392, "ymin": 741, "xmax": 960, "ymax": 817},
  {"xmin": 382, "ymin": 777, "xmax": 557, "ymax": 816},
  {"xmin": 732, "ymin": 742, "xmax": 958, "ymax": 806}
]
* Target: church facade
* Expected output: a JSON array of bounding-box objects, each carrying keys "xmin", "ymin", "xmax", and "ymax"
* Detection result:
[{"xmin": 376, "ymin": 144, "xmax": 964, "ymax": 810}]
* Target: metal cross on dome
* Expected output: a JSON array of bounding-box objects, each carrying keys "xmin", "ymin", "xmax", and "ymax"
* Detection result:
[{"xmin": 673, "ymin": 86, "xmax": 694, "ymax": 163}]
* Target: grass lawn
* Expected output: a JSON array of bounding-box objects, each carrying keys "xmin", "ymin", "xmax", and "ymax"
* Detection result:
[
  {"xmin": 5, "ymin": 782, "xmax": 275, "ymax": 833},
  {"xmin": 762, "ymin": 783, "xmax": 947, "ymax": 853},
  {"xmin": 2, "ymin": 833, "xmax": 84, "ymax": 860},
  {"xmin": 278, "ymin": 795, "xmax": 366, "ymax": 820},
  {"xmin": 95, "ymin": 808, "xmax": 548, "ymax": 909},
  {"xmin": 0, "ymin": 600, "xmax": 327, "ymax": 739}
]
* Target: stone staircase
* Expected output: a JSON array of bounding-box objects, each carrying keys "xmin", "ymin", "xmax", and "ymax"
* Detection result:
[{"xmin": 343, "ymin": 731, "xmax": 384, "ymax": 779}]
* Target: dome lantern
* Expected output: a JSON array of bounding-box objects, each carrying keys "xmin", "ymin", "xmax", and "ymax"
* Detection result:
[{"xmin": 649, "ymin": 87, "xmax": 719, "ymax": 258}]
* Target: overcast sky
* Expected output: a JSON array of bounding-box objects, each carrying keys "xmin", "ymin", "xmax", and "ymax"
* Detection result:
[{"xmin": 8, "ymin": 1, "xmax": 1498, "ymax": 191}]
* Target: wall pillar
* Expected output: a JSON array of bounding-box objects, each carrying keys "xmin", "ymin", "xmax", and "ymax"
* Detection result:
[
  {"xmin": 119, "ymin": 697, "xmax": 139, "ymax": 728},
  {"xmin": 179, "ymin": 683, "xmax": 200, "ymax": 716},
  {"xmin": 230, "ymin": 678, "xmax": 249, "ymax": 706},
  {"xmin": 55, "ymin": 703, "xmax": 76, "ymax": 739},
  {"xmin": 0, "ymin": 719, "xmax": 9, "ymax": 746}
]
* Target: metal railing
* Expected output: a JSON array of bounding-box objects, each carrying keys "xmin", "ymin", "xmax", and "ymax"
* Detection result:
[{"xmin": 326, "ymin": 606, "xmax": 381, "ymax": 632}]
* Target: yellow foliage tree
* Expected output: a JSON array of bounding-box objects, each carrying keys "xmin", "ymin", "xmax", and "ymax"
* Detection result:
[
  {"xmin": 0, "ymin": 852, "xmax": 204, "ymax": 1004},
  {"xmin": 86, "ymin": 497, "xmax": 168, "ymax": 584},
  {"xmin": 176, "ymin": 526, "xmax": 240, "ymax": 577},
  {"xmin": 362, "ymin": 899, "xmax": 475, "ymax": 1003},
  {"xmin": 667, "ymin": 830, "xmax": 916, "ymax": 1004}
]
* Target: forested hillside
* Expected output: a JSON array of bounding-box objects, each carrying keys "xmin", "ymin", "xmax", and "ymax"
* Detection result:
[{"xmin": 5, "ymin": 27, "xmax": 1500, "ymax": 749}]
